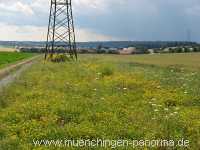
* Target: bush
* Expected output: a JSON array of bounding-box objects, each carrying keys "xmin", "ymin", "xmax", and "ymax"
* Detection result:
[
  {"xmin": 46, "ymin": 54, "xmax": 71, "ymax": 62},
  {"xmin": 101, "ymin": 67, "xmax": 114, "ymax": 77},
  {"xmin": 97, "ymin": 49, "xmax": 106, "ymax": 54},
  {"xmin": 107, "ymin": 50, "xmax": 119, "ymax": 54},
  {"xmin": 176, "ymin": 48, "xmax": 183, "ymax": 53}
]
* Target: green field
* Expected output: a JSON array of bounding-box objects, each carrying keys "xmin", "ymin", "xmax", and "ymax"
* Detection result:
[
  {"xmin": 98, "ymin": 53, "xmax": 200, "ymax": 69},
  {"xmin": 0, "ymin": 54, "xmax": 199, "ymax": 149},
  {"xmin": 0, "ymin": 52, "xmax": 35, "ymax": 69}
]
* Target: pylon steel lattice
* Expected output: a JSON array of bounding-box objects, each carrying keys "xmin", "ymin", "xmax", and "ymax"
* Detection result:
[{"xmin": 45, "ymin": 0, "xmax": 77, "ymax": 60}]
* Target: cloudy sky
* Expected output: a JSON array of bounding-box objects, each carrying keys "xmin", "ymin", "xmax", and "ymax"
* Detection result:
[{"xmin": 0, "ymin": 0, "xmax": 200, "ymax": 42}]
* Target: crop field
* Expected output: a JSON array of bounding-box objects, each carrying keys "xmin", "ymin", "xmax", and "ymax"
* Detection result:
[
  {"xmin": 0, "ymin": 52, "xmax": 35, "ymax": 69},
  {"xmin": 0, "ymin": 54, "xmax": 199, "ymax": 149},
  {"xmin": 0, "ymin": 47, "xmax": 16, "ymax": 52}
]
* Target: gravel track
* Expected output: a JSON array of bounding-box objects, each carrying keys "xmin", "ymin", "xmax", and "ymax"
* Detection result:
[{"xmin": 0, "ymin": 56, "xmax": 40, "ymax": 90}]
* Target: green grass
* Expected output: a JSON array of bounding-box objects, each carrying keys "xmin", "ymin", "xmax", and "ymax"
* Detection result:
[
  {"xmin": 0, "ymin": 52, "xmax": 35, "ymax": 69},
  {"xmin": 0, "ymin": 54, "xmax": 199, "ymax": 149},
  {"xmin": 94, "ymin": 53, "xmax": 200, "ymax": 70}
]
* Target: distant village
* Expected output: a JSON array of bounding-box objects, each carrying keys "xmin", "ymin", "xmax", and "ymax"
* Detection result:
[
  {"xmin": 17, "ymin": 45, "xmax": 200, "ymax": 55},
  {"xmin": 1, "ymin": 40, "xmax": 199, "ymax": 55}
]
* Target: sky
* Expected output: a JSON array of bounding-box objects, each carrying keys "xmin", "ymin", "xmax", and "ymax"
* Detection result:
[{"xmin": 0, "ymin": 0, "xmax": 200, "ymax": 42}]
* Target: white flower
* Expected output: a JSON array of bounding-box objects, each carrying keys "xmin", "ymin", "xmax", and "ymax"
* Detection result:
[
  {"xmin": 175, "ymin": 107, "xmax": 180, "ymax": 110},
  {"xmin": 164, "ymin": 108, "xmax": 169, "ymax": 111},
  {"xmin": 183, "ymin": 84, "xmax": 187, "ymax": 87},
  {"xmin": 151, "ymin": 98, "xmax": 157, "ymax": 102},
  {"xmin": 154, "ymin": 109, "xmax": 159, "ymax": 112},
  {"xmin": 157, "ymin": 86, "xmax": 161, "ymax": 89},
  {"xmin": 123, "ymin": 88, "xmax": 127, "ymax": 90},
  {"xmin": 152, "ymin": 104, "xmax": 157, "ymax": 106},
  {"xmin": 174, "ymin": 112, "xmax": 178, "ymax": 114},
  {"xmin": 184, "ymin": 91, "xmax": 188, "ymax": 94}
]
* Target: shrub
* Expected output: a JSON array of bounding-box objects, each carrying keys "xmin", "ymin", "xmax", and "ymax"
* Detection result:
[
  {"xmin": 46, "ymin": 54, "xmax": 71, "ymax": 62},
  {"xmin": 164, "ymin": 99, "xmax": 177, "ymax": 107},
  {"xmin": 97, "ymin": 49, "xmax": 106, "ymax": 54},
  {"xmin": 101, "ymin": 66, "xmax": 114, "ymax": 77},
  {"xmin": 107, "ymin": 50, "xmax": 119, "ymax": 54}
]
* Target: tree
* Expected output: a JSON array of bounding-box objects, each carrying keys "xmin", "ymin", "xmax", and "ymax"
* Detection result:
[
  {"xmin": 176, "ymin": 47, "xmax": 182, "ymax": 53},
  {"xmin": 97, "ymin": 44, "xmax": 102, "ymax": 51}
]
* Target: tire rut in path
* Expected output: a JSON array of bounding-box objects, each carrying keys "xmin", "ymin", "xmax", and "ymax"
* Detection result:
[{"xmin": 0, "ymin": 56, "xmax": 39, "ymax": 90}]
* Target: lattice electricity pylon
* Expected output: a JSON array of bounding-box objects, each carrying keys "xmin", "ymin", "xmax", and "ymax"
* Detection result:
[{"xmin": 45, "ymin": 0, "xmax": 77, "ymax": 60}]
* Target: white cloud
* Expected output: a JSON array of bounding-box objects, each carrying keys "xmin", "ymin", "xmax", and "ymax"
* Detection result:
[
  {"xmin": 73, "ymin": 0, "xmax": 109, "ymax": 15},
  {"xmin": 30, "ymin": 0, "xmax": 49, "ymax": 13},
  {"xmin": 0, "ymin": 23, "xmax": 119, "ymax": 42},
  {"xmin": 76, "ymin": 28, "xmax": 121, "ymax": 41},
  {"xmin": 0, "ymin": 1, "xmax": 34, "ymax": 16},
  {"xmin": 0, "ymin": 23, "xmax": 45, "ymax": 41},
  {"xmin": 0, "ymin": 0, "xmax": 121, "ymax": 41}
]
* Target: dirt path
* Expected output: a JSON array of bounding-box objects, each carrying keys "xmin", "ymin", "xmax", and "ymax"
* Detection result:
[{"xmin": 0, "ymin": 55, "xmax": 40, "ymax": 90}]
